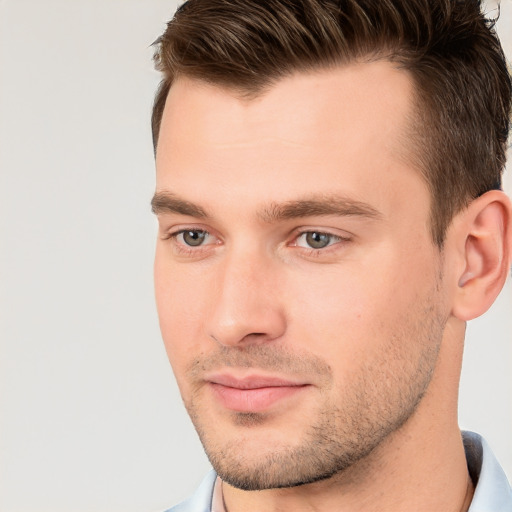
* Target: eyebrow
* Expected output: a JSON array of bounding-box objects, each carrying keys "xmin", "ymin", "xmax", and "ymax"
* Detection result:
[
  {"xmin": 151, "ymin": 191, "xmax": 382, "ymax": 222},
  {"xmin": 258, "ymin": 195, "xmax": 383, "ymax": 223},
  {"xmin": 151, "ymin": 191, "xmax": 210, "ymax": 218}
]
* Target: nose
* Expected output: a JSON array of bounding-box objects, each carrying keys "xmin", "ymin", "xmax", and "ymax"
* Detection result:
[{"xmin": 207, "ymin": 249, "xmax": 286, "ymax": 347}]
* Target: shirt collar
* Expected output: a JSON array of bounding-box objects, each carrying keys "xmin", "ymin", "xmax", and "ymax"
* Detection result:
[
  {"xmin": 211, "ymin": 476, "xmax": 226, "ymax": 512},
  {"xmin": 464, "ymin": 431, "xmax": 512, "ymax": 512}
]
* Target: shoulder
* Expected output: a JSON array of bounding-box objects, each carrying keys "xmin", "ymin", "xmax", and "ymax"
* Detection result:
[{"xmin": 163, "ymin": 470, "xmax": 217, "ymax": 512}]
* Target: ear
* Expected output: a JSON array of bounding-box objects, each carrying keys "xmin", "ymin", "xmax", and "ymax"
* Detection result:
[{"xmin": 451, "ymin": 190, "xmax": 512, "ymax": 321}]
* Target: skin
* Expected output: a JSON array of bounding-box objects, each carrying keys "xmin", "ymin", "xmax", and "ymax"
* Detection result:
[{"xmin": 153, "ymin": 61, "xmax": 511, "ymax": 512}]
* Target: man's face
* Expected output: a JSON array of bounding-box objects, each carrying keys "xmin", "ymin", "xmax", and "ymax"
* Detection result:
[{"xmin": 154, "ymin": 62, "xmax": 448, "ymax": 489}]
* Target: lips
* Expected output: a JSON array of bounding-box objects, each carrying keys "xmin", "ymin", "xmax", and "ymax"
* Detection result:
[{"xmin": 206, "ymin": 373, "xmax": 309, "ymax": 413}]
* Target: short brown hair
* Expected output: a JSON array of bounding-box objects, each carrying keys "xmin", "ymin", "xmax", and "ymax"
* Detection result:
[{"xmin": 151, "ymin": 0, "xmax": 511, "ymax": 245}]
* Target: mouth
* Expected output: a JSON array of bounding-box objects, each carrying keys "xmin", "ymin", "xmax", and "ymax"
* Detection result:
[{"xmin": 206, "ymin": 373, "xmax": 310, "ymax": 413}]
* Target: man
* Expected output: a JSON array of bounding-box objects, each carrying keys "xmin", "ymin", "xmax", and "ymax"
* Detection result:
[{"xmin": 150, "ymin": 0, "xmax": 512, "ymax": 510}]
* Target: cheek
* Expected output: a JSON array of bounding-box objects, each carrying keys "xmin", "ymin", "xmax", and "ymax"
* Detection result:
[
  {"xmin": 154, "ymin": 253, "xmax": 209, "ymax": 371},
  {"xmin": 285, "ymin": 271, "xmax": 376, "ymax": 386},
  {"xmin": 287, "ymin": 251, "xmax": 435, "ymax": 362}
]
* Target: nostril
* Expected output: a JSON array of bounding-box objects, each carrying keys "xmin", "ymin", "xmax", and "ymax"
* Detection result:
[{"xmin": 209, "ymin": 331, "xmax": 275, "ymax": 346}]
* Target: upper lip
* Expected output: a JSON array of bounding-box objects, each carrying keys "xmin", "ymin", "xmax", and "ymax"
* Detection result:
[{"xmin": 206, "ymin": 373, "xmax": 307, "ymax": 390}]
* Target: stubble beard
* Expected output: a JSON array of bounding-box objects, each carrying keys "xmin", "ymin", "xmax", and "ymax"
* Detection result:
[{"xmin": 182, "ymin": 288, "xmax": 446, "ymax": 491}]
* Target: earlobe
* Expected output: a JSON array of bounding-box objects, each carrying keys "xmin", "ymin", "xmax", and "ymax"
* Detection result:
[{"xmin": 452, "ymin": 190, "xmax": 512, "ymax": 321}]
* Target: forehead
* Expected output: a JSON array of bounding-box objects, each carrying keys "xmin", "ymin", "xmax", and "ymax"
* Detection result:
[
  {"xmin": 155, "ymin": 61, "xmax": 424, "ymax": 218},
  {"xmin": 159, "ymin": 60, "xmax": 414, "ymax": 149}
]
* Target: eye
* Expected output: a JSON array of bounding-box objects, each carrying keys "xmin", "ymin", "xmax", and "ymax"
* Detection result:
[
  {"xmin": 162, "ymin": 227, "xmax": 220, "ymax": 257},
  {"xmin": 295, "ymin": 231, "xmax": 342, "ymax": 249},
  {"xmin": 176, "ymin": 229, "xmax": 210, "ymax": 246}
]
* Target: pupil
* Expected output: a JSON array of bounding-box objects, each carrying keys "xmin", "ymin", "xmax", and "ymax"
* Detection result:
[
  {"xmin": 183, "ymin": 230, "xmax": 205, "ymax": 246},
  {"xmin": 306, "ymin": 232, "xmax": 330, "ymax": 249}
]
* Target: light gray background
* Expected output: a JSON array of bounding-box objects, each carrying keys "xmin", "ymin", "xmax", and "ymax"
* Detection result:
[{"xmin": 0, "ymin": 1, "xmax": 510, "ymax": 511}]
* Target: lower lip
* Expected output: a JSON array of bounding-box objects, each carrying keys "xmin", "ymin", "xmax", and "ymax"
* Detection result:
[{"xmin": 209, "ymin": 383, "xmax": 308, "ymax": 413}]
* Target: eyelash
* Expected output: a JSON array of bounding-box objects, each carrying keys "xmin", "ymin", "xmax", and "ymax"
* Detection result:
[{"xmin": 162, "ymin": 228, "xmax": 350, "ymax": 256}]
